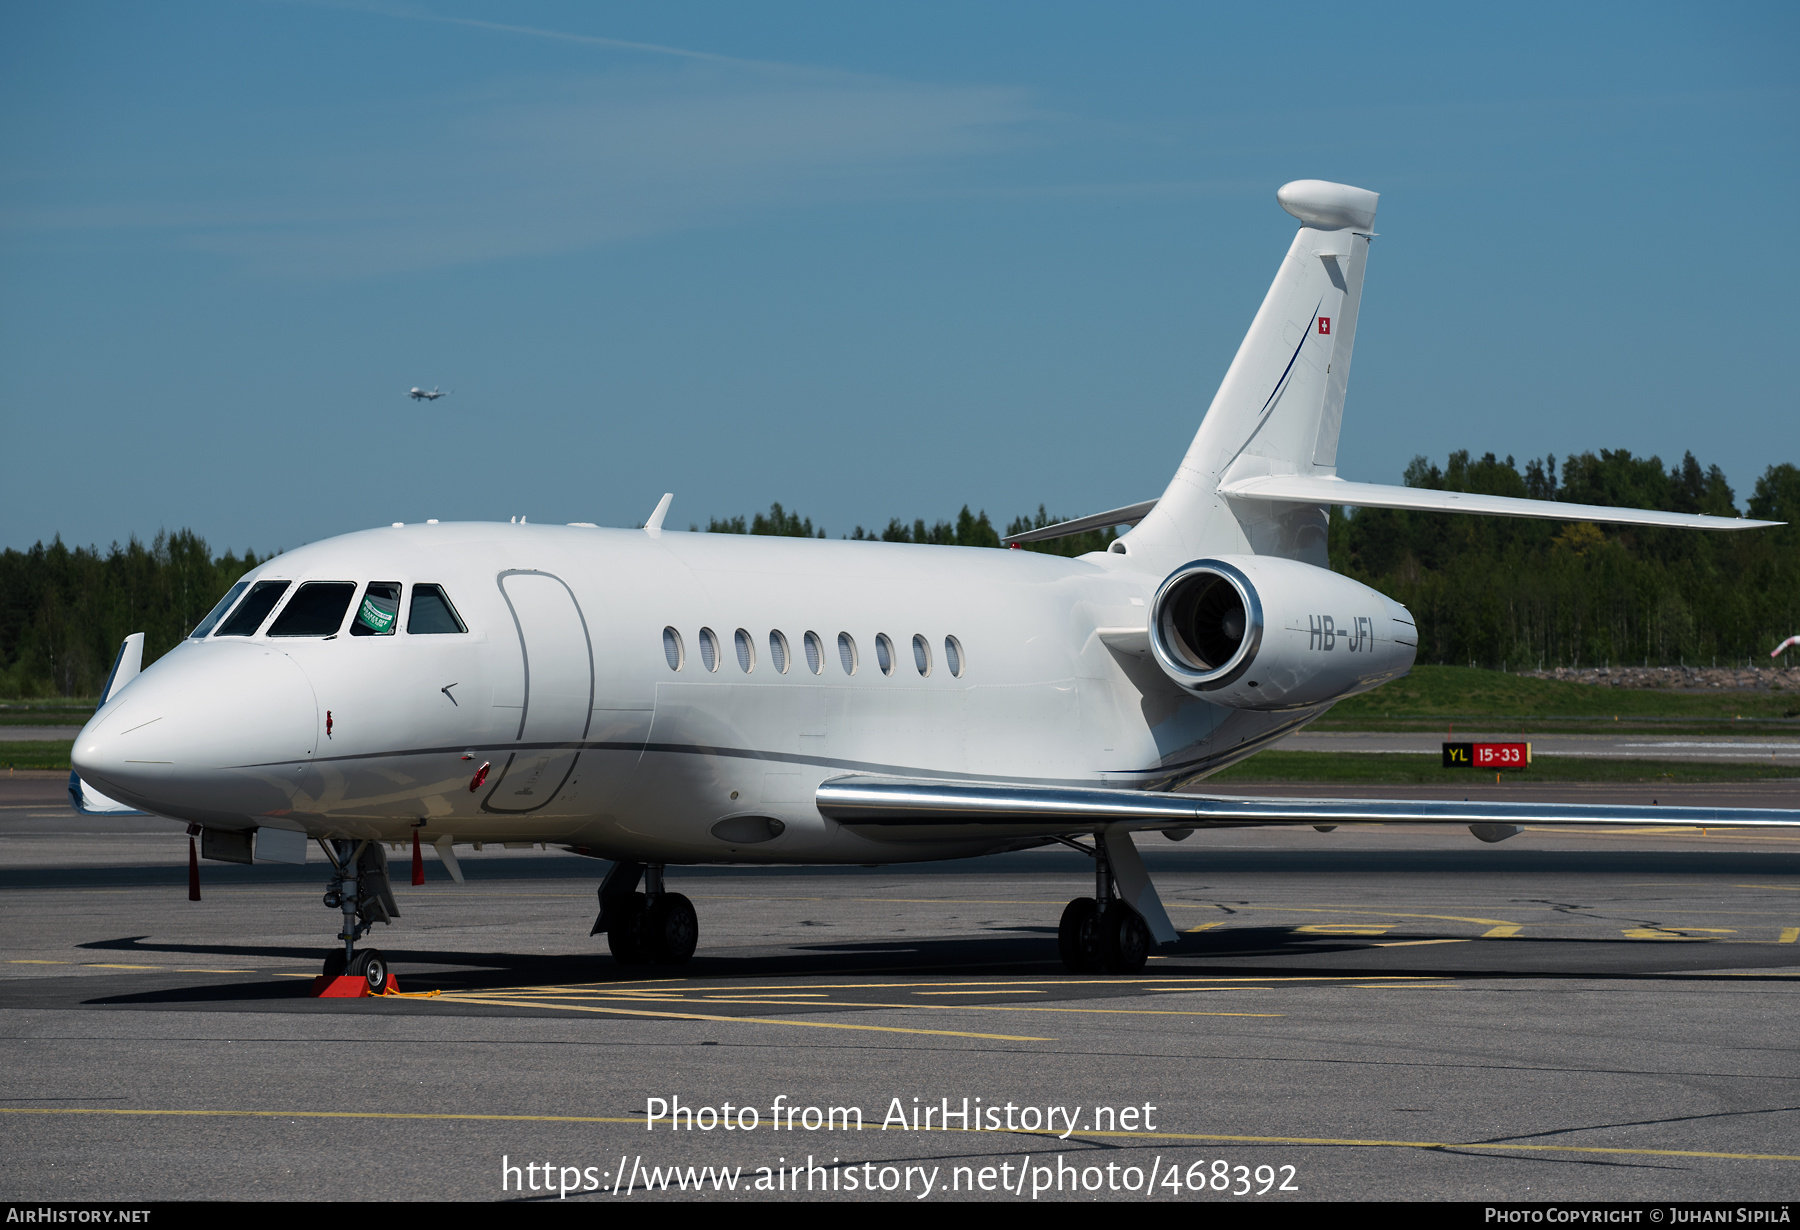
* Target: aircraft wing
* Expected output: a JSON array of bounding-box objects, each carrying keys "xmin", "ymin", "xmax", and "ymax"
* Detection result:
[{"xmin": 815, "ymin": 775, "xmax": 1800, "ymax": 836}]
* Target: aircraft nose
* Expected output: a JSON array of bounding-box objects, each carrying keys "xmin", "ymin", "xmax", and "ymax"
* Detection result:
[{"xmin": 73, "ymin": 642, "xmax": 318, "ymax": 823}]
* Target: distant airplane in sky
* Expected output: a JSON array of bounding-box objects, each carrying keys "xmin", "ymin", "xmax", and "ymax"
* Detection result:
[{"xmin": 408, "ymin": 386, "xmax": 450, "ymax": 401}]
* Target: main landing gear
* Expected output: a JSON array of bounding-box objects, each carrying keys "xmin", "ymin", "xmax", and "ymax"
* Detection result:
[
  {"xmin": 591, "ymin": 861, "xmax": 697, "ymax": 967},
  {"xmin": 1057, "ymin": 832, "xmax": 1151, "ymax": 974},
  {"xmin": 319, "ymin": 839, "xmax": 399, "ymax": 993}
]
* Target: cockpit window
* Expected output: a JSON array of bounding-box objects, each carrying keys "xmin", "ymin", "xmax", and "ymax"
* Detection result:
[
  {"xmin": 268, "ymin": 582, "xmax": 357, "ymax": 637},
  {"xmin": 408, "ymin": 584, "xmax": 467, "ymax": 634},
  {"xmin": 214, "ymin": 580, "xmax": 291, "ymax": 637},
  {"xmin": 350, "ymin": 583, "xmax": 401, "ymax": 636},
  {"xmin": 191, "ymin": 581, "xmax": 251, "ymax": 639}
]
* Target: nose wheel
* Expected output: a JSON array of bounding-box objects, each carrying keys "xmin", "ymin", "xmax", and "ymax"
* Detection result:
[{"xmin": 317, "ymin": 839, "xmax": 399, "ymax": 990}]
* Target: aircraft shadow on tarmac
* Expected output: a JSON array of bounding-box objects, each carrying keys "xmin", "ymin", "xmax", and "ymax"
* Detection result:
[{"xmin": 75, "ymin": 925, "xmax": 1800, "ymax": 1009}]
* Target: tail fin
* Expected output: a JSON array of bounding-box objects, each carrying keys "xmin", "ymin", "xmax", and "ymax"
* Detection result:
[{"xmin": 1126, "ymin": 180, "xmax": 1378, "ymax": 569}]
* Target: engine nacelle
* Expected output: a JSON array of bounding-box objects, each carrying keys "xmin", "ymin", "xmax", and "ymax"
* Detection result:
[{"xmin": 1148, "ymin": 555, "xmax": 1417, "ymax": 710}]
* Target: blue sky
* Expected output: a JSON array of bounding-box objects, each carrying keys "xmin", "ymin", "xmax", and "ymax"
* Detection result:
[{"xmin": 2, "ymin": 2, "xmax": 1795, "ymax": 554}]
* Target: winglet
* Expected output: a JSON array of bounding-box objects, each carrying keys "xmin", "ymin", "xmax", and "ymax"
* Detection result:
[
  {"xmin": 644, "ymin": 493, "xmax": 674, "ymax": 538},
  {"xmin": 99, "ymin": 633, "xmax": 144, "ymax": 706}
]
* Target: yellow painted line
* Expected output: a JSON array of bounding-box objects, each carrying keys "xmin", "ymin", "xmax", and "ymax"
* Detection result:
[
  {"xmin": 2, "ymin": 1108, "xmax": 1794, "ymax": 1163},
  {"xmin": 176, "ymin": 969, "xmax": 257, "ymax": 974},
  {"xmin": 913, "ymin": 990, "xmax": 1046, "ymax": 996},
  {"xmin": 1354, "ymin": 984, "xmax": 1459, "ymax": 990},
  {"xmin": 1737, "ymin": 885, "xmax": 1800, "ymax": 891},
  {"xmin": 1298, "ymin": 925, "xmax": 1393, "ymax": 936},
  {"xmin": 8, "ymin": 960, "xmax": 68, "ymax": 965},
  {"xmin": 512, "ymin": 976, "xmax": 1422, "ymax": 994},
  {"xmin": 1373, "ymin": 939, "xmax": 1470, "ymax": 948},
  {"xmin": 1190, "ymin": 905, "xmax": 1523, "ymax": 928},
  {"xmin": 0, "ymin": 1107, "xmax": 636, "ymax": 1125},
  {"xmin": 1482, "ymin": 925, "xmax": 1522, "ymax": 938},
  {"xmin": 425, "ymin": 994, "xmax": 1054, "ymax": 1041},
  {"xmin": 1185, "ymin": 921, "xmax": 1226, "ymax": 934},
  {"xmin": 81, "ymin": 964, "xmax": 161, "ymax": 970},
  {"xmin": 274, "ymin": 973, "xmax": 318, "ymax": 979},
  {"xmin": 447, "ymin": 991, "xmax": 1282, "ymax": 1020},
  {"xmin": 1780, "ymin": 929, "xmax": 1799, "ymax": 944}
]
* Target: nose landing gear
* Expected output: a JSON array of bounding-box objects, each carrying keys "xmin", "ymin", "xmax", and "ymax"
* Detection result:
[
  {"xmin": 1056, "ymin": 833, "xmax": 1151, "ymax": 974},
  {"xmin": 591, "ymin": 860, "xmax": 697, "ymax": 967},
  {"xmin": 317, "ymin": 839, "xmax": 399, "ymax": 993}
]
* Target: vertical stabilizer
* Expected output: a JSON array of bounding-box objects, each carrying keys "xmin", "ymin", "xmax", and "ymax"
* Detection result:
[{"xmin": 1125, "ymin": 180, "xmax": 1378, "ymax": 570}]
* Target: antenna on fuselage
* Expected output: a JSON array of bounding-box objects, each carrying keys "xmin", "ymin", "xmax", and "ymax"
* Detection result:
[{"xmin": 644, "ymin": 493, "xmax": 674, "ymax": 538}]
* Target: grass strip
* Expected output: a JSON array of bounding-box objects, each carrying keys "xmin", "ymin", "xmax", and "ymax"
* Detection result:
[
  {"xmin": 1210, "ymin": 750, "xmax": 1800, "ymax": 785},
  {"xmin": 1330, "ymin": 666, "xmax": 1800, "ymax": 722},
  {"xmin": 0, "ymin": 741, "xmax": 74, "ymax": 771}
]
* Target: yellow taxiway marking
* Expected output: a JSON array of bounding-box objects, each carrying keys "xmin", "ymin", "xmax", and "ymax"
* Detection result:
[
  {"xmin": 81, "ymin": 964, "xmax": 162, "ymax": 970},
  {"xmin": 2, "ymin": 1108, "xmax": 1795, "ymax": 1164},
  {"xmin": 1354, "ymin": 984, "xmax": 1460, "ymax": 990},
  {"xmin": 1182, "ymin": 905, "xmax": 1522, "ymax": 929},
  {"xmin": 1373, "ymin": 939, "xmax": 1471, "ymax": 948},
  {"xmin": 510, "ymin": 975, "xmax": 1425, "ymax": 995},
  {"xmin": 8, "ymin": 960, "xmax": 68, "ymax": 965},
  {"xmin": 448, "ymin": 989, "xmax": 1281, "ymax": 1020},
  {"xmin": 1482, "ymin": 925, "xmax": 1522, "ymax": 938},
  {"xmin": 913, "ymin": 990, "xmax": 1046, "ymax": 996},
  {"xmin": 1621, "ymin": 928, "xmax": 1736, "ymax": 940},
  {"xmin": 1185, "ymin": 921, "xmax": 1227, "ymax": 934},
  {"xmin": 1737, "ymin": 884, "xmax": 1800, "ymax": 891},
  {"xmin": 176, "ymin": 969, "xmax": 257, "ymax": 974},
  {"xmin": 1781, "ymin": 929, "xmax": 1799, "ymax": 944},
  {"xmin": 421, "ymin": 994, "xmax": 1053, "ymax": 1041}
]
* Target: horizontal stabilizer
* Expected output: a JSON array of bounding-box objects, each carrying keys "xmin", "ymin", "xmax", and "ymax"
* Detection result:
[
  {"xmin": 1219, "ymin": 474, "xmax": 1780, "ymax": 531},
  {"xmin": 817, "ymin": 775, "xmax": 1800, "ymax": 833},
  {"xmin": 1002, "ymin": 499, "xmax": 1158, "ymax": 545}
]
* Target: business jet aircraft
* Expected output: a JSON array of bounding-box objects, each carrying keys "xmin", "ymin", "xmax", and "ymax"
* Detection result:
[
  {"xmin": 408, "ymin": 386, "xmax": 450, "ymax": 401},
  {"xmin": 72, "ymin": 180, "xmax": 1795, "ymax": 994}
]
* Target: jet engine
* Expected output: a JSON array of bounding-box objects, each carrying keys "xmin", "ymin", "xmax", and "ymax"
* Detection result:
[{"xmin": 1147, "ymin": 555, "xmax": 1416, "ymax": 710}]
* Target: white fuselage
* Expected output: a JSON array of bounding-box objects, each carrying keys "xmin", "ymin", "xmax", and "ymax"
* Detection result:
[{"xmin": 72, "ymin": 522, "xmax": 1351, "ymax": 865}]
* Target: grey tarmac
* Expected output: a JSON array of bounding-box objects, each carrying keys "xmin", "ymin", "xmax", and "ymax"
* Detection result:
[{"xmin": 1, "ymin": 774, "xmax": 1797, "ymax": 1202}]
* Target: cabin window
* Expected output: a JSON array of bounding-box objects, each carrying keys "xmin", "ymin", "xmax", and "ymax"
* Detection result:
[
  {"xmin": 407, "ymin": 584, "xmax": 467, "ymax": 634},
  {"xmin": 769, "ymin": 630, "xmax": 791, "ymax": 674},
  {"xmin": 945, "ymin": 635, "xmax": 965, "ymax": 677},
  {"xmin": 803, "ymin": 631, "xmax": 824, "ymax": 675},
  {"xmin": 875, "ymin": 633, "xmax": 895, "ymax": 676},
  {"xmin": 663, "ymin": 627, "xmax": 684, "ymax": 671},
  {"xmin": 699, "ymin": 627, "xmax": 720, "ymax": 672},
  {"xmin": 215, "ymin": 580, "xmax": 291, "ymax": 637},
  {"xmin": 734, "ymin": 628, "xmax": 755, "ymax": 673},
  {"xmin": 837, "ymin": 632, "xmax": 858, "ymax": 675},
  {"xmin": 268, "ymin": 582, "xmax": 357, "ymax": 637},
  {"xmin": 350, "ymin": 583, "xmax": 401, "ymax": 636},
  {"xmin": 912, "ymin": 634, "xmax": 932, "ymax": 676},
  {"xmin": 191, "ymin": 581, "xmax": 250, "ymax": 638}
]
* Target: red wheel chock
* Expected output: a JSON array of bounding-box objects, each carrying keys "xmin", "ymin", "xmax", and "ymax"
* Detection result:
[{"xmin": 309, "ymin": 973, "xmax": 400, "ymax": 998}]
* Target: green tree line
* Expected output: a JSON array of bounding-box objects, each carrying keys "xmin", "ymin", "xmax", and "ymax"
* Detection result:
[
  {"xmin": 0, "ymin": 532, "xmax": 265, "ymax": 699},
  {"xmin": 1330, "ymin": 451, "xmax": 1800, "ymax": 668},
  {"xmin": 5, "ymin": 448, "xmax": 1792, "ymax": 698}
]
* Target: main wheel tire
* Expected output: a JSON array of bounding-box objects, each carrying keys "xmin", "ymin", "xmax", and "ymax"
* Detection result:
[
  {"xmin": 644, "ymin": 893, "xmax": 698, "ymax": 965},
  {"xmin": 607, "ymin": 892, "xmax": 652, "ymax": 965},
  {"xmin": 348, "ymin": 948, "xmax": 389, "ymax": 992},
  {"xmin": 1058, "ymin": 897, "xmax": 1103, "ymax": 973},
  {"xmin": 1101, "ymin": 904, "xmax": 1150, "ymax": 974},
  {"xmin": 322, "ymin": 949, "xmax": 347, "ymax": 980}
]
